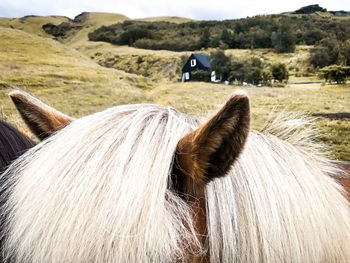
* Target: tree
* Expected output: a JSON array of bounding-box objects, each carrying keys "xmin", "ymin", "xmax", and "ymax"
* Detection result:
[
  {"xmin": 310, "ymin": 38, "xmax": 340, "ymax": 68},
  {"xmin": 199, "ymin": 28, "xmax": 210, "ymax": 49},
  {"xmin": 339, "ymin": 43, "xmax": 350, "ymax": 66},
  {"xmin": 221, "ymin": 28, "xmax": 234, "ymax": 48},
  {"xmin": 271, "ymin": 63, "xmax": 289, "ymax": 82},
  {"xmin": 243, "ymin": 57, "xmax": 264, "ymax": 84},
  {"xmin": 247, "ymin": 26, "xmax": 271, "ymax": 49},
  {"xmin": 210, "ymin": 49, "xmax": 231, "ymax": 80},
  {"xmin": 271, "ymin": 23, "xmax": 296, "ymax": 53},
  {"xmin": 227, "ymin": 57, "xmax": 245, "ymax": 82}
]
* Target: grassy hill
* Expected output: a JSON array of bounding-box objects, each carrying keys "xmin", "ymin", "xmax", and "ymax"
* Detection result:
[
  {"xmin": 63, "ymin": 12, "xmax": 129, "ymax": 47},
  {"xmin": 0, "ymin": 12, "xmax": 129, "ymax": 46},
  {"xmin": 0, "ymin": 15, "xmax": 69, "ymax": 37},
  {"xmin": 0, "ymin": 27, "xmax": 151, "ymax": 126},
  {"xmin": 78, "ymin": 41, "xmax": 189, "ymax": 81},
  {"xmin": 0, "ymin": 10, "xmax": 349, "ymax": 160}
]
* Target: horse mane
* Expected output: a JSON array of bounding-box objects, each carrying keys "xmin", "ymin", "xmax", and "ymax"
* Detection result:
[
  {"xmin": 0, "ymin": 120, "xmax": 36, "ymax": 173},
  {"xmin": 0, "ymin": 104, "xmax": 201, "ymax": 262},
  {"xmin": 262, "ymin": 112, "xmax": 324, "ymax": 153},
  {"xmin": 1, "ymin": 106, "xmax": 350, "ymax": 262},
  {"xmin": 206, "ymin": 112, "xmax": 350, "ymax": 262},
  {"xmin": 261, "ymin": 112, "xmax": 343, "ymax": 176}
]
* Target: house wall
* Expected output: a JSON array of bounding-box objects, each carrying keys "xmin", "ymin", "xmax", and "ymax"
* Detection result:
[{"xmin": 182, "ymin": 55, "xmax": 210, "ymax": 82}]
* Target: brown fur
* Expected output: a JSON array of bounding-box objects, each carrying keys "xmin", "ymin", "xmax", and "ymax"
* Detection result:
[
  {"xmin": 9, "ymin": 91, "xmax": 73, "ymax": 140},
  {"xmin": 173, "ymin": 92, "xmax": 250, "ymax": 262},
  {"xmin": 174, "ymin": 92, "xmax": 250, "ymax": 194}
]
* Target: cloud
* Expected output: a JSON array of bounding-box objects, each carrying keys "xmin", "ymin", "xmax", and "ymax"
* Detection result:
[{"xmin": 0, "ymin": 0, "xmax": 348, "ymax": 19}]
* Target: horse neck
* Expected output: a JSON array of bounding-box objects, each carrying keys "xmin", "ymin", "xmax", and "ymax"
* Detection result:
[{"xmin": 187, "ymin": 192, "xmax": 209, "ymax": 263}]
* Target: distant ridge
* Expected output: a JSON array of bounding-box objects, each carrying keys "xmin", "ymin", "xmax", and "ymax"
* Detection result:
[
  {"xmin": 329, "ymin": 10, "xmax": 350, "ymax": 16},
  {"xmin": 291, "ymin": 4, "xmax": 350, "ymax": 16},
  {"xmin": 293, "ymin": 4, "xmax": 327, "ymax": 14}
]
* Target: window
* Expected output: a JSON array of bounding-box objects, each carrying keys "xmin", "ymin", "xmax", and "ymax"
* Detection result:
[
  {"xmin": 185, "ymin": 72, "xmax": 190, "ymax": 80},
  {"xmin": 190, "ymin": 59, "xmax": 196, "ymax": 67}
]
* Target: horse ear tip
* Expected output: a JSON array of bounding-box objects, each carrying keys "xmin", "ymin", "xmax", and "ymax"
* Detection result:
[
  {"xmin": 232, "ymin": 90, "xmax": 248, "ymax": 99},
  {"xmin": 8, "ymin": 90, "xmax": 29, "ymax": 104},
  {"xmin": 8, "ymin": 90, "xmax": 20, "ymax": 97},
  {"xmin": 8, "ymin": 90, "xmax": 25, "ymax": 100},
  {"xmin": 227, "ymin": 90, "xmax": 250, "ymax": 108}
]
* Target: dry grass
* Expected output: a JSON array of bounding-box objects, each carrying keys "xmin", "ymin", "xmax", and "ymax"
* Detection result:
[
  {"xmin": 0, "ymin": 27, "xmax": 151, "ymax": 124},
  {"xmin": 149, "ymin": 82, "xmax": 350, "ymax": 160},
  {"xmin": 79, "ymin": 42, "xmax": 190, "ymax": 81},
  {"xmin": 0, "ymin": 16, "xmax": 69, "ymax": 37},
  {"xmin": 0, "ymin": 23, "xmax": 348, "ymax": 160}
]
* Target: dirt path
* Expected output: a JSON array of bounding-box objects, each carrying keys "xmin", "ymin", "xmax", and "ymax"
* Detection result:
[{"xmin": 312, "ymin": 112, "xmax": 350, "ymax": 120}]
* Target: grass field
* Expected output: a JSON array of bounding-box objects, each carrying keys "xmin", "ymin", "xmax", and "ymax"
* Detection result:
[
  {"xmin": 0, "ymin": 19, "xmax": 349, "ymax": 161},
  {"xmin": 151, "ymin": 82, "xmax": 350, "ymax": 160}
]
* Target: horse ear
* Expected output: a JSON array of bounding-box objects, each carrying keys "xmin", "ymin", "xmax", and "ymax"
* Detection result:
[
  {"xmin": 175, "ymin": 91, "xmax": 250, "ymax": 189},
  {"xmin": 9, "ymin": 90, "xmax": 74, "ymax": 140}
]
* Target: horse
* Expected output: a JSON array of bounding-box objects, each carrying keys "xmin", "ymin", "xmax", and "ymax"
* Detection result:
[
  {"xmin": 0, "ymin": 120, "xmax": 36, "ymax": 173},
  {"xmin": 1, "ymin": 90, "xmax": 350, "ymax": 262},
  {"xmin": 0, "ymin": 120, "xmax": 36, "ymax": 262}
]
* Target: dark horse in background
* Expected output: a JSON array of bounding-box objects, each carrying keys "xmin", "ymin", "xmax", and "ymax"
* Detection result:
[
  {"xmin": 0, "ymin": 120, "xmax": 35, "ymax": 173},
  {"xmin": 0, "ymin": 120, "xmax": 35, "ymax": 262}
]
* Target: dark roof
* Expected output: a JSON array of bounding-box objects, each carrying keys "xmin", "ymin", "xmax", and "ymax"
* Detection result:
[
  {"xmin": 192, "ymin": 53, "xmax": 210, "ymax": 69},
  {"xmin": 181, "ymin": 53, "xmax": 211, "ymax": 73}
]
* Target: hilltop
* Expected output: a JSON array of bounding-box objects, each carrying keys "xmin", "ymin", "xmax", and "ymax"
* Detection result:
[
  {"xmin": 0, "ymin": 15, "xmax": 69, "ymax": 38},
  {"xmin": 291, "ymin": 4, "xmax": 350, "ymax": 16},
  {"xmin": 136, "ymin": 16, "xmax": 194, "ymax": 23}
]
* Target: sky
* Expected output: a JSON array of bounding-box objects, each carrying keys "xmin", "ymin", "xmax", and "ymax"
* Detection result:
[{"xmin": 0, "ymin": 0, "xmax": 349, "ymax": 20}]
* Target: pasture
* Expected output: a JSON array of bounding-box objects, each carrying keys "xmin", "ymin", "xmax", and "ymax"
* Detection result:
[{"xmin": 0, "ymin": 25, "xmax": 349, "ymax": 161}]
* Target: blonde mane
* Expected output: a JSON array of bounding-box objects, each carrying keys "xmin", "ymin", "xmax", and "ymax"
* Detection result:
[
  {"xmin": 1, "ymin": 104, "xmax": 350, "ymax": 262},
  {"xmin": 206, "ymin": 113, "xmax": 350, "ymax": 262}
]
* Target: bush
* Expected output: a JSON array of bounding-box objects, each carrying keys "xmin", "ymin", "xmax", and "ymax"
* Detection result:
[
  {"xmin": 243, "ymin": 57, "xmax": 264, "ymax": 84},
  {"xmin": 271, "ymin": 63, "xmax": 289, "ymax": 82},
  {"xmin": 210, "ymin": 50, "xmax": 231, "ymax": 80},
  {"xmin": 227, "ymin": 57, "xmax": 245, "ymax": 82},
  {"xmin": 310, "ymin": 38, "xmax": 340, "ymax": 68},
  {"xmin": 118, "ymin": 28, "xmax": 153, "ymax": 45},
  {"xmin": 320, "ymin": 65, "xmax": 350, "ymax": 84},
  {"xmin": 262, "ymin": 69, "xmax": 273, "ymax": 86},
  {"xmin": 209, "ymin": 51, "xmax": 272, "ymax": 85},
  {"xmin": 190, "ymin": 70, "xmax": 211, "ymax": 82}
]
